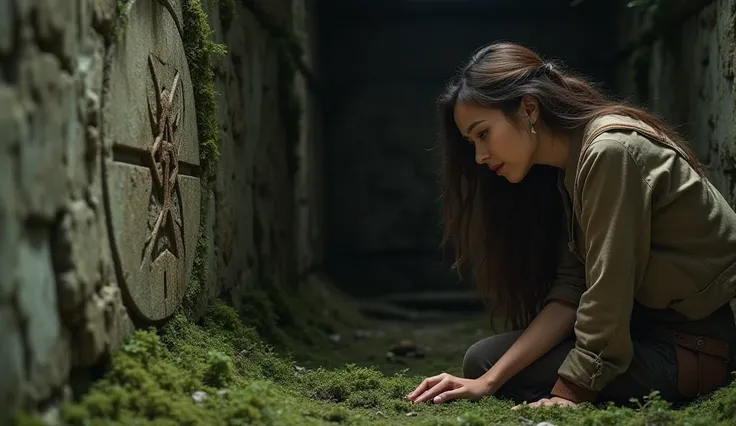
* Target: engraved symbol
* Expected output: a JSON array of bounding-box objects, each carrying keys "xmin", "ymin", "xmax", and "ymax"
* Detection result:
[{"xmin": 141, "ymin": 55, "xmax": 184, "ymax": 269}]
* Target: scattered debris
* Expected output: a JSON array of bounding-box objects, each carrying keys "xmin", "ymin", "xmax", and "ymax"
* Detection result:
[
  {"xmin": 328, "ymin": 333, "xmax": 341, "ymax": 343},
  {"xmin": 391, "ymin": 339, "xmax": 425, "ymax": 358},
  {"xmin": 519, "ymin": 418, "xmax": 557, "ymax": 426},
  {"xmin": 191, "ymin": 391, "xmax": 208, "ymax": 403},
  {"xmin": 354, "ymin": 329, "xmax": 374, "ymax": 339},
  {"xmin": 294, "ymin": 365, "xmax": 306, "ymax": 373},
  {"xmin": 406, "ymin": 412, "xmax": 418, "ymax": 417}
]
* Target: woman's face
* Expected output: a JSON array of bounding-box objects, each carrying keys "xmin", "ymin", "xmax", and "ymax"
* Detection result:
[{"xmin": 453, "ymin": 100, "xmax": 536, "ymax": 183}]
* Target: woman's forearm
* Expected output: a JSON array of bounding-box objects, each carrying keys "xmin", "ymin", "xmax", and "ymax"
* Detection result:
[{"xmin": 480, "ymin": 300, "xmax": 577, "ymax": 393}]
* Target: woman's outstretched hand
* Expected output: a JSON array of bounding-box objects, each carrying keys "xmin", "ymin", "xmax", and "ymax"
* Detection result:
[{"xmin": 406, "ymin": 373, "xmax": 492, "ymax": 404}]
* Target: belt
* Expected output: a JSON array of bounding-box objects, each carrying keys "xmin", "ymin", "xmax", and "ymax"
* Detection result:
[
  {"xmin": 652, "ymin": 326, "xmax": 731, "ymax": 398},
  {"xmin": 652, "ymin": 326, "xmax": 730, "ymax": 360}
]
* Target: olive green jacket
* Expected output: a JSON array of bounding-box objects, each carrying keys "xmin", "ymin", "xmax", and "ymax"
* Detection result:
[{"xmin": 544, "ymin": 114, "xmax": 736, "ymax": 402}]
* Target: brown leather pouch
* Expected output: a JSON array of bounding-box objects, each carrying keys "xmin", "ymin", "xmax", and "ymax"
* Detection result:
[{"xmin": 654, "ymin": 327, "xmax": 730, "ymax": 398}]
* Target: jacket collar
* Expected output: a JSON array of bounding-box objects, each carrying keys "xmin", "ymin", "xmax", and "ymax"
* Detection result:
[{"xmin": 561, "ymin": 114, "xmax": 654, "ymax": 197}]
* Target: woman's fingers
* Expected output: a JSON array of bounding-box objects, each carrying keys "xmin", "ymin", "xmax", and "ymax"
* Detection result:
[
  {"xmin": 412, "ymin": 377, "xmax": 452, "ymax": 404},
  {"xmin": 406, "ymin": 374, "xmax": 444, "ymax": 401},
  {"xmin": 432, "ymin": 386, "xmax": 465, "ymax": 404}
]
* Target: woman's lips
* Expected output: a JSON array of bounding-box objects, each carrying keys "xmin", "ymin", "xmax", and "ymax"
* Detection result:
[{"xmin": 490, "ymin": 163, "xmax": 504, "ymax": 175}]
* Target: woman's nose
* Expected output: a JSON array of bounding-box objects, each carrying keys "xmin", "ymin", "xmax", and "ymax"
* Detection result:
[{"xmin": 475, "ymin": 147, "xmax": 490, "ymax": 165}]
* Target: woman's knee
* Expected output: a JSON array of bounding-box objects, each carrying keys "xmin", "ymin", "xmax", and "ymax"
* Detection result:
[{"xmin": 462, "ymin": 330, "xmax": 523, "ymax": 379}]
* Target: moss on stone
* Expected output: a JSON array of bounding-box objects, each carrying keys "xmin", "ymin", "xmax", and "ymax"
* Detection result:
[
  {"xmin": 182, "ymin": 0, "xmax": 226, "ymax": 180},
  {"xmin": 219, "ymin": 0, "xmax": 236, "ymax": 34},
  {"xmin": 112, "ymin": 0, "xmax": 134, "ymax": 43},
  {"xmin": 277, "ymin": 34, "xmax": 304, "ymax": 180},
  {"xmin": 180, "ymin": 0, "xmax": 227, "ymax": 319}
]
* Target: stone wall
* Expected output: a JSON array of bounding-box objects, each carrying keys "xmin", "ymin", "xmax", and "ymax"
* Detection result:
[
  {"xmin": 0, "ymin": 0, "xmax": 319, "ymax": 419},
  {"xmin": 191, "ymin": 0, "xmax": 321, "ymax": 317},
  {"xmin": 612, "ymin": 0, "xmax": 735, "ymax": 200}
]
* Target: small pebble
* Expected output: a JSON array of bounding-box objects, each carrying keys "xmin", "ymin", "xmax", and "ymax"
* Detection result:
[
  {"xmin": 328, "ymin": 333, "xmax": 341, "ymax": 343},
  {"xmin": 41, "ymin": 407, "xmax": 59, "ymax": 425},
  {"xmin": 355, "ymin": 329, "xmax": 374, "ymax": 339},
  {"xmin": 192, "ymin": 391, "xmax": 208, "ymax": 403}
]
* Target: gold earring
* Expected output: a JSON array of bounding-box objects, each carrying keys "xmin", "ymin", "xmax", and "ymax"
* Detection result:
[{"xmin": 529, "ymin": 118, "xmax": 537, "ymax": 135}]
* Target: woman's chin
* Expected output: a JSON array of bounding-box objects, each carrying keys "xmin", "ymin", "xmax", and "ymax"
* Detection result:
[{"xmin": 503, "ymin": 167, "xmax": 528, "ymax": 184}]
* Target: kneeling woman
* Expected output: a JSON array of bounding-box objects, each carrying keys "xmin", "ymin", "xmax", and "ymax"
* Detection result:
[{"xmin": 407, "ymin": 42, "xmax": 736, "ymax": 408}]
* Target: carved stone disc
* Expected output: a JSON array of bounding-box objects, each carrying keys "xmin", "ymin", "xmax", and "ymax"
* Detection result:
[{"xmin": 102, "ymin": 0, "xmax": 200, "ymax": 323}]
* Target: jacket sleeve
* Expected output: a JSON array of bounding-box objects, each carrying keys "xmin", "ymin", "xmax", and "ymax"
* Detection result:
[
  {"xmin": 543, "ymin": 227, "xmax": 586, "ymax": 308},
  {"xmin": 551, "ymin": 138, "xmax": 653, "ymax": 403}
]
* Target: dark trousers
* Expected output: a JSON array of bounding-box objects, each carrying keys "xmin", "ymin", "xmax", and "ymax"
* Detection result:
[{"xmin": 462, "ymin": 302, "xmax": 736, "ymax": 405}]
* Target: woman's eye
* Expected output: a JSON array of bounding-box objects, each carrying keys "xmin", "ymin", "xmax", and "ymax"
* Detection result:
[{"xmin": 478, "ymin": 130, "xmax": 488, "ymax": 140}]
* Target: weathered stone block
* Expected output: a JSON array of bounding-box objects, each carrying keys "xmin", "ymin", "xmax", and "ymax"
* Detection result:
[
  {"xmin": 70, "ymin": 283, "xmax": 133, "ymax": 367},
  {"xmin": 100, "ymin": 284, "xmax": 134, "ymax": 353},
  {"xmin": 53, "ymin": 200, "xmax": 103, "ymax": 317},
  {"xmin": 91, "ymin": 0, "xmax": 118, "ymax": 35},
  {"xmin": 72, "ymin": 291, "xmax": 107, "ymax": 367},
  {"xmin": 18, "ymin": 49, "xmax": 71, "ymax": 221},
  {"xmin": 0, "ymin": 0, "xmax": 13, "ymax": 56},
  {"xmin": 24, "ymin": 334, "xmax": 70, "ymax": 403},
  {"xmin": 211, "ymin": 5, "xmax": 270, "ymax": 294},
  {"xmin": 247, "ymin": 0, "xmax": 292, "ymax": 31},
  {"xmin": 0, "ymin": 85, "xmax": 21, "ymax": 303},
  {"xmin": 17, "ymin": 227, "xmax": 67, "ymax": 402},
  {"xmin": 0, "ymin": 306, "xmax": 24, "ymax": 413},
  {"xmin": 291, "ymin": 0, "xmax": 316, "ymax": 72},
  {"xmin": 31, "ymin": 0, "xmax": 78, "ymax": 70},
  {"xmin": 103, "ymin": 0, "xmax": 201, "ymax": 323}
]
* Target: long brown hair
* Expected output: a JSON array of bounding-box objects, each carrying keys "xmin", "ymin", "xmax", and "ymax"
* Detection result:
[{"xmin": 438, "ymin": 42, "xmax": 703, "ymax": 330}]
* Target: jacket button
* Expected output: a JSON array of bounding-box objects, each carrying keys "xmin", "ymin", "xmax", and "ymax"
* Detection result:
[
  {"xmin": 695, "ymin": 337, "xmax": 706, "ymax": 350},
  {"xmin": 568, "ymin": 241, "xmax": 574, "ymax": 252}
]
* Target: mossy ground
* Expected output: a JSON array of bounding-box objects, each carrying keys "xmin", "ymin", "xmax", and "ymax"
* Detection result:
[{"xmin": 13, "ymin": 278, "xmax": 736, "ymax": 426}]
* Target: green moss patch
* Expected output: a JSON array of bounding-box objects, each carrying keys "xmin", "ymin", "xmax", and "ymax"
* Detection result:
[
  {"xmin": 180, "ymin": 0, "xmax": 227, "ymax": 319},
  {"xmin": 15, "ymin": 300, "xmax": 735, "ymax": 426}
]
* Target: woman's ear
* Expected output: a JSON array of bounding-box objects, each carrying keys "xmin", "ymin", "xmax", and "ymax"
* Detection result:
[{"xmin": 519, "ymin": 95, "xmax": 539, "ymax": 121}]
